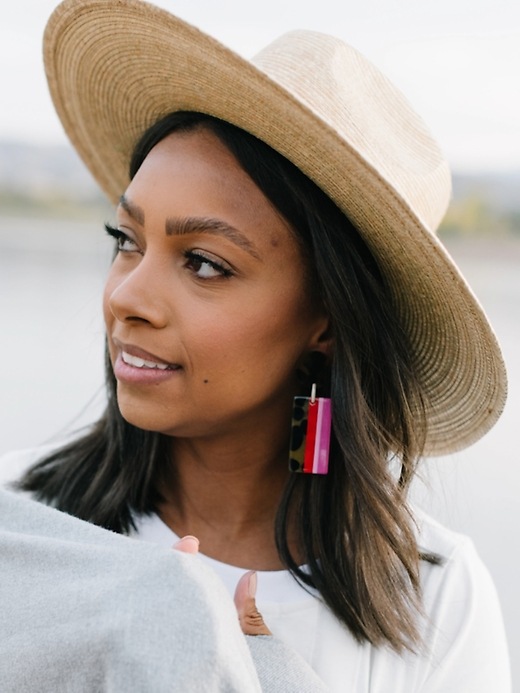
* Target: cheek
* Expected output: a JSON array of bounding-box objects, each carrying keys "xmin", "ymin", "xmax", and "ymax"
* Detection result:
[
  {"xmin": 191, "ymin": 291, "xmax": 311, "ymax": 372},
  {"xmin": 102, "ymin": 270, "xmax": 120, "ymax": 343},
  {"xmin": 102, "ymin": 278, "xmax": 114, "ymax": 326}
]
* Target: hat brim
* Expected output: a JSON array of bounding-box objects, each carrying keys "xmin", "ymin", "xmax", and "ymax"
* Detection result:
[{"xmin": 44, "ymin": 0, "xmax": 507, "ymax": 455}]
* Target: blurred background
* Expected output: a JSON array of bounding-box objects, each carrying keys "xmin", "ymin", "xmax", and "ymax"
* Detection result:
[{"xmin": 1, "ymin": 0, "xmax": 519, "ymax": 687}]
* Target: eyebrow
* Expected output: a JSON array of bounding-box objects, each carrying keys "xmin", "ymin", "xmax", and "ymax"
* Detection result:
[
  {"xmin": 165, "ymin": 216, "xmax": 261, "ymax": 260},
  {"xmin": 119, "ymin": 194, "xmax": 260, "ymax": 260},
  {"xmin": 119, "ymin": 195, "xmax": 145, "ymax": 225}
]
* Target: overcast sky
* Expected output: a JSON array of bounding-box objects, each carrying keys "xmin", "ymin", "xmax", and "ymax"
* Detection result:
[{"xmin": 1, "ymin": 0, "xmax": 519, "ymax": 172}]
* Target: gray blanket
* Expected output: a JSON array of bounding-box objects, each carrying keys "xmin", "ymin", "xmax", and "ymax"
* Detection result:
[{"xmin": 0, "ymin": 489, "xmax": 326, "ymax": 691}]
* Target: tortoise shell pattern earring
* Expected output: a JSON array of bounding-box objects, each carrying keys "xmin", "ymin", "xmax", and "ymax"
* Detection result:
[{"xmin": 289, "ymin": 384, "xmax": 332, "ymax": 475}]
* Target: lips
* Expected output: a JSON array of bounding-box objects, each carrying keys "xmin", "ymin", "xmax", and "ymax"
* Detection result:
[
  {"xmin": 121, "ymin": 350, "xmax": 173, "ymax": 371},
  {"xmin": 112, "ymin": 339, "xmax": 181, "ymax": 373}
]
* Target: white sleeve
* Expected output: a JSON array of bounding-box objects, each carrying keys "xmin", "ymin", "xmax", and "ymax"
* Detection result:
[{"xmin": 420, "ymin": 537, "xmax": 511, "ymax": 692}]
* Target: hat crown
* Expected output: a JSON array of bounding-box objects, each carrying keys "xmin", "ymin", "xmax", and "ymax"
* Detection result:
[{"xmin": 253, "ymin": 30, "xmax": 451, "ymax": 233}]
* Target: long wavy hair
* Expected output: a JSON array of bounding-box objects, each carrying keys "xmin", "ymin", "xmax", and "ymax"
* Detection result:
[{"xmin": 19, "ymin": 111, "xmax": 436, "ymax": 652}]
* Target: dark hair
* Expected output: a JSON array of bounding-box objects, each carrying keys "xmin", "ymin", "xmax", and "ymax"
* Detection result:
[{"xmin": 19, "ymin": 111, "xmax": 434, "ymax": 652}]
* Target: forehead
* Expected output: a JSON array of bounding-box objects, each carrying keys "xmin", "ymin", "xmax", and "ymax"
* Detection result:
[{"xmin": 124, "ymin": 128, "xmax": 297, "ymax": 250}]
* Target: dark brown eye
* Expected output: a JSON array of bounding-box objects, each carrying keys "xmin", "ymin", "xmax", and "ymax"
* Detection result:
[{"xmin": 183, "ymin": 250, "xmax": 233, "ymax": 279}]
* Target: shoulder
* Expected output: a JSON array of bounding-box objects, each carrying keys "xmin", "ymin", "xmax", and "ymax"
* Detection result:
[
  {"xmin": 410, "ymin": 508, "xmax": 511, "ymax": 692},
  {"xmin": 414, "ymin": 508, "xmax": 501, "ymax": 607},
  {"xmin": 0, "ymin": 443, "xmax": 63, "ymax": 490},
  {"xmin": 0, "ymin": 446, "xmax": 45, "ymax": 488},
  {"xmin": 414, "ymin": 507, "xmax": 472, "ymax": 557}
]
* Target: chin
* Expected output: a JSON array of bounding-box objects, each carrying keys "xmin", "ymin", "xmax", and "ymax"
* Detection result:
[
  {"xmin": 116, "ymin": 396, "xmax": 167, "ymax": 432},
  {"xmin": 116, "ymin": 402, "xmax": 196, "ymax": 438},
  {"xmin": 119, "ymin": 410, "xmax": 162, "ymax": 433}
]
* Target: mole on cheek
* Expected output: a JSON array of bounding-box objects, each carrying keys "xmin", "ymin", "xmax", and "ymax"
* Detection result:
[
  {"xmin": 203, "ymin": 379, "xmax": 209, "ymax": 384},
  {"xmin": 270, "ymin": 236, "xmax": 280, "ymax": 248}
]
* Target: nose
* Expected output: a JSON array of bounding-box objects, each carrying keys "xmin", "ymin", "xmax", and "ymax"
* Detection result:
[{"xmin": 105, "ymin": 255, "xmax": 170, "ymax": 329}]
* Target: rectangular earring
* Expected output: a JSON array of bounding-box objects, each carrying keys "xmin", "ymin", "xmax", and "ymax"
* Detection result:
[{"xmin": 289, "ymin": 384, "xmax": 331, "ymax": 475}]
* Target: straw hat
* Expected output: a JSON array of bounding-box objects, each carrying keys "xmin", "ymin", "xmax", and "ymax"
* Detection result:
[{"xmin": 43, "ymin": 0, "xmax": 507, "ymax": 455}]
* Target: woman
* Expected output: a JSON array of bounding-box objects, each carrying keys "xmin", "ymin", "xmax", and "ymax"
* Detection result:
[{"xmin": 4, "ymin": 0, "xmax": 511, "ymax": 689}]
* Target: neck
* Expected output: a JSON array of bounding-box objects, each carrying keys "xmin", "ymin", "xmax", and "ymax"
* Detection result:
[{"xmin": 156, "ymin": 430, "xmax": 298, "ymax": 570}]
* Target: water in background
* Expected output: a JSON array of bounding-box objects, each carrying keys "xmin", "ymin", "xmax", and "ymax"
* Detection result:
[{"xmin": 1, "ymin": 216, "xmax": 519, "ymax": 687}]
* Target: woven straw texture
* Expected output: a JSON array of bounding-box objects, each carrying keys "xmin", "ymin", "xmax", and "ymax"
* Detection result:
[{"xmin": 43, "ymin": 0, "xmax": 507, "ymax": 455}]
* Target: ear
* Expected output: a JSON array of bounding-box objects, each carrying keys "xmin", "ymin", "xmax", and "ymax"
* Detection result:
[{"xmin": 307, "ymin": 313, "xmax": 333, "ymax": 361}]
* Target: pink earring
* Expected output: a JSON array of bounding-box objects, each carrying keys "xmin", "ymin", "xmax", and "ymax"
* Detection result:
[{"xmin": 289, "ymin": 384, "xmax": 331, "ymax": 475}]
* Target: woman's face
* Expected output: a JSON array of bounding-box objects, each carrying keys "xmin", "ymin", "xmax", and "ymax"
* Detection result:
[{"xmin": 103, "ymin": 128, "xmax": 329, "ymax": 440}]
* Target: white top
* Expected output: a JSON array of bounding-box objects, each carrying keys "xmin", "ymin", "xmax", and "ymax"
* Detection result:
[{"xmin": 1, "ymin": 447, "xmax": 512, "ymax": 692}]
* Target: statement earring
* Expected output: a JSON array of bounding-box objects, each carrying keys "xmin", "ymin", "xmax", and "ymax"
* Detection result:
[{"xmin": 289, "ymin": 384, "xmax": 331, "ymax": 475}]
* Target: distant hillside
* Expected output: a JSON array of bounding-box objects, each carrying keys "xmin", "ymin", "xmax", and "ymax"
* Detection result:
[
  {"xmin": 0, "ymin": 141, "xmax": 100, "ymax": 195},
  {"xmin": 0, "ymin": 141, "xmax": 109, "ymax": 219},
  {"xmin": 444, "ymin": 172, "xmax": 520, "ymax": 236},
  {"xmin": 0, "ymin": 140, "xmax": 518, "ymax": 233},
  {"xmin": 452, "ymin": 172, "xmax": 520, "ymax": 212}
]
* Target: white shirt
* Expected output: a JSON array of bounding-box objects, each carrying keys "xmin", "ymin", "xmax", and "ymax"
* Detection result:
[{"xmin": 1, "ymin": 447, "xmax": 512, "ymax": 692}]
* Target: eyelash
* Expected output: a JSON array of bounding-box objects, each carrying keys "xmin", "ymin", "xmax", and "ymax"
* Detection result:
[
  {"xmin": 104, "ymin": 224, "xmax": 233, "ymax": 279},
  {"xmin": 183, "ymin": 250, "xmax": 233, "ymax": 279},
  {"xmin": 105, "ymin": 223, "xmax": 138, "ymax": 253}
]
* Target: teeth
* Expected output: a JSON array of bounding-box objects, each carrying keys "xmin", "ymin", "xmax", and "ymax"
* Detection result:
[{"xmin": 122, "ymin": 351, "xmax": 170, "ymax": 370}]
